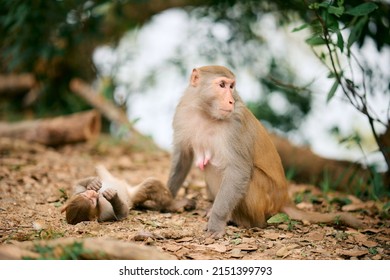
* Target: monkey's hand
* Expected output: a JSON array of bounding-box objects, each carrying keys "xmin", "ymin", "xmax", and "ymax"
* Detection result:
[
  {"xmin": 102, "ymin": 188, "xmax": 117, "ymax": 201},
  {"xmin": 86, "ymin": 177, "xmax": 102, "ymax": 192},
  {"xmin": 205, "ymin": 220, "xmax": 226, "ymax": 239},
  {"xmin": 103, "ymin": 188, "xmax": 128, "ymax": 220}
]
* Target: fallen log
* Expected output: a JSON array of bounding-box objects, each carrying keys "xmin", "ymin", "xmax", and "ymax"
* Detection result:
[
  {"xmin": 0, "ymin": 237, "xmax": 176, "ymax": 260},
  {"xmin": 0, "ymin": 73, "xmax": 40, "ymax": 106},
  {"xmin": 0, "ymin": 73, "xmax": 36, "ymax": 95},
  {"xmin": 0, "ymin": 110, "xmax": 101, "ymax": 146}
]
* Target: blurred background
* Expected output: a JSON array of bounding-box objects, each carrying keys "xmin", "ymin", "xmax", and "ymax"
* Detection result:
[{"xmin": 1, "ymin": 0, "xmax": 389, "ymax": 197}]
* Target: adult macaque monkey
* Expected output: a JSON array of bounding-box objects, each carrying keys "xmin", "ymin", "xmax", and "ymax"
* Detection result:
[
  {"xmin": 167, "ymin": 65, "xmax": 363, "ymax": 238},
  {"xmin": 62, "ymin": 165, "xmax": 194, "ymax": 224}
]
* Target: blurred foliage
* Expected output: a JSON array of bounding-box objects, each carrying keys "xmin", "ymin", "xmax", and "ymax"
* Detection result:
[
  {"xmin": 1, "ymin": 0, "xmax": 388, "ymax": 119},
  {"xmin": 1, "ymin": 0, "xmax": 100, "ymax": 116},
  {"xmin": 247, "ymin": 59, "xmax": 312, "ymax": 132},
  {"xmin": 0, "ymin": 0, "xmax": 389, "ymax": 194},
  {"xmin": 1, "ymin": 0, "xmax": 389, "ymax": 182},
  {"xmin": 0, "ymin": 0, "xmax": 136, "ymax": 117},
  {"xmin": 295, "ymin": 0, "xmax": 390, "ymax": 180},
  {"xmin": 189, "ymin": 0, "xmax": 389, "ymax": 132},
  {"xmin": 181, "ymin": 2, "xmax": 314, "ymax": 132},
  {"xmin": 192, "ymin": 0, "xmax": 390, "ymax": 189}
]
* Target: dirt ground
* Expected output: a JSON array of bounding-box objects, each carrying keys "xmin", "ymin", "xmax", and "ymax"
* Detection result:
[{"xmin": 0, "ymin": 135, "xmax": 389, "ymax": 260}]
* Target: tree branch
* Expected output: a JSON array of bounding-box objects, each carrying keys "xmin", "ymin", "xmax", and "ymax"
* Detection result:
[{"xmin": 69, "ymin": 78, "xmax": 160, "ymax": 150}]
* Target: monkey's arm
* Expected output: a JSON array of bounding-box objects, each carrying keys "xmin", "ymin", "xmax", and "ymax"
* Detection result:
[
  {"xmin": 207, "ymin": 163, "xmax": 251, "ymax": 238},
  {"xmin": 167, "ymin": 147, "xmax": 194, "ymax": 197},
  {"xmin": 102, "ymin": 188, "xmax": 129, "ymax": 220},
  {"xmin": 73, "ymin": 177, "xmax": 101, "ymax": 194}
]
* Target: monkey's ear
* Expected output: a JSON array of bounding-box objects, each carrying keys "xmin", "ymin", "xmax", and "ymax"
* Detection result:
[
  {"xmin": 61, "ymin": 200, "xmax": 69, "ymax": 213},
  {"xmin": 190, "ymin": 68, "xmax": 200, "ymax": 87}
]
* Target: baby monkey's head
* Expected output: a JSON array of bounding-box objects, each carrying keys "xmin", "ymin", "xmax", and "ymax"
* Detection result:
[{"xmin": 61, "ymin": 190, "xmax": 99, "ymax": 224}]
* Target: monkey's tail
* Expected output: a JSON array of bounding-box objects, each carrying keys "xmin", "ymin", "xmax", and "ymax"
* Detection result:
[{"xmin": 282, "ymin": 204, "xmax": 363, "ymax": 229}]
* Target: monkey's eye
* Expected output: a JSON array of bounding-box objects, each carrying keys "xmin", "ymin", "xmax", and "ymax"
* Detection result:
[
  {"xmin": 219, "ymin": 82, "xmax": 225, "ymax": 88},
  {"xmin": 230, "ymin": 83, "xmax": 235, "ymax": 89}
]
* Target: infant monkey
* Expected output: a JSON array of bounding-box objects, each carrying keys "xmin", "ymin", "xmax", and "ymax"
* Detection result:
[{"xmin": 62, "ymin": 165, "xmax": 195, "ymax": 225}]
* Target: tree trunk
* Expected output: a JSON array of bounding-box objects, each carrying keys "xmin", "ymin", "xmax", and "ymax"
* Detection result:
[
  {"xmin": 0, "ymin": 110, "xmax": 101, "ymax": 146},
  {"xmin": 270, "ymin": 134, "xmax": 372, "ymax": 192},
  {"xmin": 379, "ymin": 124, "xmax": 390, "ymax": 187}
]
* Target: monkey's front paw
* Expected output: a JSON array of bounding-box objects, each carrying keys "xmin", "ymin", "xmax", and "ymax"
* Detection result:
[
  {"xmin": 205, "ymin": 228, "xmax": 225, "ymax": 240},
  {"xmin": 183, "ymin": 198, "xmax": 196, "ymax": 211},
  {"xmin": 167, "ymin": 198, "xmax": 196, "ymax": 213},
  {"xmin": 205, "ymin": 223, "xmax": 225, "ymax": 239},
  {"xmin": 87, "ymin": 177, "xmax": 102, "ymax": 191},
  {"xmin": 102, "ymin": 188, "xmax": 117, "ymax": 201}
]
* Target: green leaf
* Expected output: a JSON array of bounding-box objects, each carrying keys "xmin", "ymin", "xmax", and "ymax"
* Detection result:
[
  {"xmin": 337, "ymin": 0, "xmax": 345, "ymax": 7},
  {"xmin": 318, "ymin": 2, "xmax": 331, "ymax": 8},
  {"xmin": 306, "ymin": 34, "xmax": 326, "ymax": 46},
  {"xmin": 327, "ymin": 72, "xmax": 336, "ymax": 78},
  {"xmin": 328, "ymin": 6, "xmax": 345, "ymax": 17},
  {"xmin": 92, "ymin": 2, "xmax": 112, "ymax": 16},
  {"xmin": 309, "ymin": 3, "xmax": 320, "ymax": 10},
  {"xmin": 383, "ymin": 202, "xmax": 390, "ymax": 217},
  {"xmin": 292, "ymin": 23, "xmax": 309, "ymax": 33},
  {"xmin": 337, "ymin": 31, "xmax": 344, "ymax": 52},
  {"xmin": 327, "ymin": 80, "xmax": 339, "ymax": 103},
  {"xmin": 325, "ymin": 14, "xmax": 340, "ymax": 32},
  {"xmin": 347, "ymin": 16, "xmax": 368, "ymax": 48},
  {"xmin": 369, "ymin": 247, "xmax": 378, "ymax": 255},
  {"xmin": 267, "ymin": 213, "xmax": 290, "ymax": 224},
  {"xmin": 330, "ymin": 197, "xmax": 352, "ymax": 206},
  {"xmin": 345, "ymin": 3, "xmax": 378, "ymax": 16}
]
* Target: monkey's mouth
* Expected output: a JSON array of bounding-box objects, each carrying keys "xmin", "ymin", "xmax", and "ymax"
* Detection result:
[
  {"xmin": 215, "ymin": 108, "xmax": 233, "ymax": 120},
  {"xmin": 219, "ymin": 109, "xmax": 233, "ymax": 117}
]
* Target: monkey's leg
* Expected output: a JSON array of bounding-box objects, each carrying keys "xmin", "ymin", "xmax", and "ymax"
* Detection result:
[
  {"xmin": 206, "ymin": 166, "xmax": 251, "ymax": 238},
  {"xmin": 167, "ymin": 147, "xmax": 194, "ymax": 197}
]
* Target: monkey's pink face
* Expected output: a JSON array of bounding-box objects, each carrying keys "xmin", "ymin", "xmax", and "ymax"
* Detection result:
[
  {"xmin": 212, "ymin": 77, "xmax": 235, "ymax": 119},
  {"xmin": 80, "ymin": 190, "xmax": 99, "ymax": 208}
]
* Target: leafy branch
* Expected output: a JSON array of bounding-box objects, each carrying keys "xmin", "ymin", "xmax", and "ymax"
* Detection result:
[{"xmin": 297, "ymin": 0, "xmax": 390, "ymax": 178}]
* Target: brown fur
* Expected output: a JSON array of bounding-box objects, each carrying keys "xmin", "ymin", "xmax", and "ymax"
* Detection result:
[
  {"xmin": 131, "ymin": 178, "xmax": 173, "ymax": 210},
  {"xmin": 63, "ymin": 195, "xmax": 97, "ymax": 225},
  {"xmin": 62, "ymin": 166, "xmax": 195, "ymax": 224},
  {"xmin": 168, "ymin": 65, "xmax": 363, "ymax": 238},
  {"xmin": 132, "ymin": 178, "xmax": 195, "ymax": 212}
]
